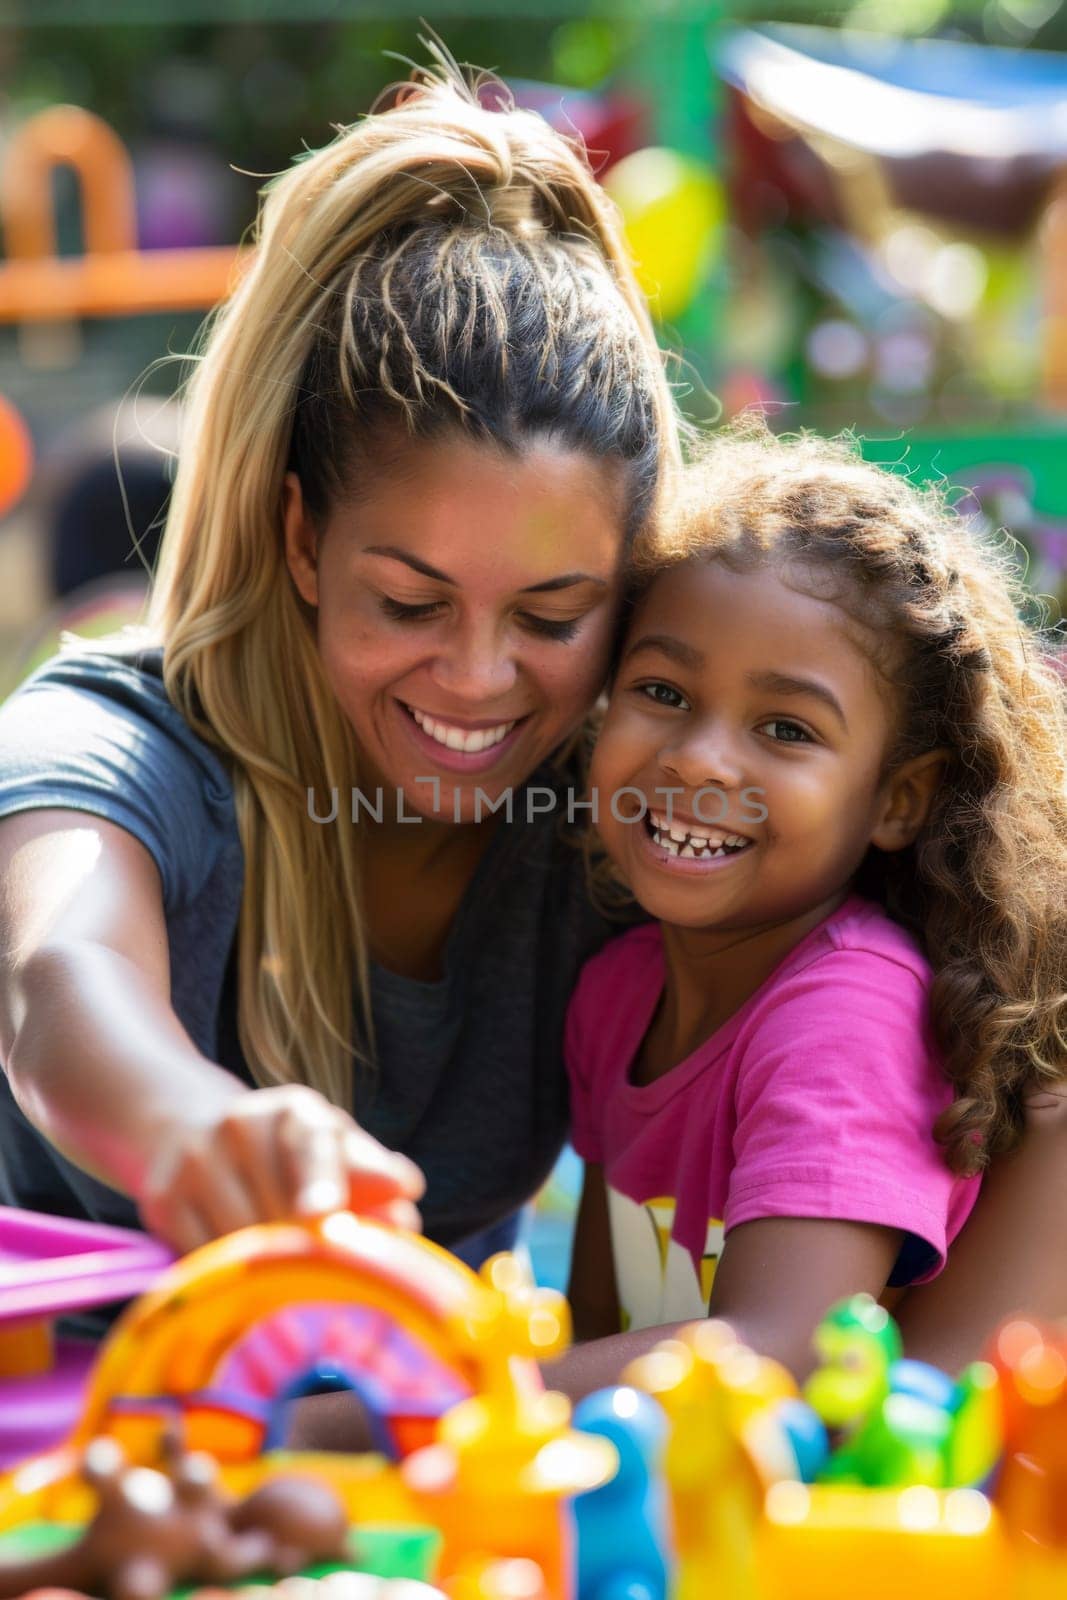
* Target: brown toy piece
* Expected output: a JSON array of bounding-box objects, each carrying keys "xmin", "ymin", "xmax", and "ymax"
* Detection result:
[{"xmin": 0, "ymin": 1435, "xmax": 351, "ymax": 1600}]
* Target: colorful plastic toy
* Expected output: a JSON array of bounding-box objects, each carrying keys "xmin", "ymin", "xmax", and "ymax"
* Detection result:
[
  {"xmin": 3, "ymin": 1211, "xmax": 1067, "ymax": 1600},
  {"xmin": 572, "ymin": 1386, "xmax": 670, "ymax": 1600},
  {"xmin": 804, "ymin": 1294, "xmax": 1002, "ymax": 1490},
  {"xmin": 0, "ymin": 1208, "xmax": 614, "ymax": 1597}
]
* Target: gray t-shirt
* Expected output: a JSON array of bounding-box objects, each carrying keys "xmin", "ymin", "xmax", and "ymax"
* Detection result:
[{"xmin": 0, "ymin": 644, "xmax": 622, "ymax": 1264}]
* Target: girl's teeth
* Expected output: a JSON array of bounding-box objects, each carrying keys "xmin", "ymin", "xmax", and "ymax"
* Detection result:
[
  {"xmin": 410, "ymin": 707, "xmax": 514, "ymax": 754},
  {"xmin": 648, "ymin": 816, "xmax": 750, "ymax": 860}
]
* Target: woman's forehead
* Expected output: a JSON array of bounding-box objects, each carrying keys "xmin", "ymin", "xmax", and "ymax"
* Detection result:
[{"xmin": 330, "ymin": 433, "xmax": 628, "ymax": 584}]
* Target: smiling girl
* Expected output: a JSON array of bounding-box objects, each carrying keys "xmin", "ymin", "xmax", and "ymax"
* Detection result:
[{"xmin": 553, "ymin": 426, "xmax": 1067, "ymax": 1389}]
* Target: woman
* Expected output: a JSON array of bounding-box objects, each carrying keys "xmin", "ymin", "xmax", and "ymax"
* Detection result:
[
  {"xmin": 0, "ymin": 61, "xmax": 1061, "ymax": 1376},
  {"xmin": 0, "ymin": 62, "xmax": 673, "ymax": 1280}
]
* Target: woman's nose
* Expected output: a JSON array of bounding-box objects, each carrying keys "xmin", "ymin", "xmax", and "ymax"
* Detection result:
[
  {"xmin": 428, "ymin": 624, "xmax": 518, "ymax": 703},
  {"xmin": 659, "ymin": 721, "xmax": 745, "ymax": 792}
]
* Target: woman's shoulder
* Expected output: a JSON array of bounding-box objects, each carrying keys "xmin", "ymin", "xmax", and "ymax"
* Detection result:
[
  {"xmin": 0, "ymin": 637, "xmax": 239, "ymax": 909},
  {"xmin": 3, "ymin": 637, "xmax": 232, "ymax": 794},
  {"xmin": 14, "ymin": 634, "xmax": 174, "ymax": 722}
]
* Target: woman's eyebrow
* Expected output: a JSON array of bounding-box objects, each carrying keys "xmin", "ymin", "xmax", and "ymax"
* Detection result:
[
  {"xmin": 519, "ymin": 573, "xmax": 608, "ymax": 594},
  {"xmin": 361, "ymin": 546, "xmax": 607, "ymax": 593},
  {"xmin": 363, "ymin": 545, "xmax": 454, "ymax": 583}
]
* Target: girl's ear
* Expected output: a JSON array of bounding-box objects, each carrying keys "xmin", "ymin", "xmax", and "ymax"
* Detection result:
[
  {"xmin": 282, "ymin": 472, "xmax": 320, "ymax": 608},
  {"xmin": 870, "ymin": 749, "xmax": 949, "ymax": 853}
]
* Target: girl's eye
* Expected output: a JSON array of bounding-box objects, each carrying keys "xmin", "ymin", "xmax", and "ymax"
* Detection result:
[
  {"xmin": 517, "ymin": 612, "xmax": 582, "ymax": 643},
  {"xmin": 638, "ymin": 682, "xmax": 690, "ymax": 711},
  {"xmin": 760, "ymin": 718, "xmax": 813, "ymax": 744},
  {"xmin": 378, "ymin": 596, "xmax": 445, "ymax": 623}
]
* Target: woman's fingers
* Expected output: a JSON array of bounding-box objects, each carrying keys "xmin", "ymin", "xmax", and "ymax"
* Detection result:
[
  {"xmin": 340, "ymin": 1127, "xmax": 425, "ymax": 1206},
  {"xmin": 139, "ymin": 1087, "xmax": 426, "ymax": 1251},
  {"xmin": 277, "ymin": 1103, "xmax": 350, "ymax": 1218},
  {"xmin": 213, "ymin": 1105, "xmax": 295, "ymax": 1221},
  {"xmin": 269, "ymin": 1089, "xmax": 425, "ymax": 1219},
  {"xmin": 188, "ymin": 1152, "xmax": 265, "ymax": 1240},
  {"xmin": 161, "ymin": 1197, "xmax": 215, "ymax": 1256},
  {"xmin": 363, "ymin": 1196, "xmax": 423, "ymax": 1232}
]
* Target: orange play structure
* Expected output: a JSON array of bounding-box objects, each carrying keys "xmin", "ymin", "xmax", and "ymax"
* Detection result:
[{"xmin": 0, "ymin": 105, "xmax": 249, "ymax": 322}]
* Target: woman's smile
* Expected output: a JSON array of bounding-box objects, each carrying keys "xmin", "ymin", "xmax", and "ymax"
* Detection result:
[{"xmin": 395, "ymin": 697, "xmax": 531, "ymax": 773}]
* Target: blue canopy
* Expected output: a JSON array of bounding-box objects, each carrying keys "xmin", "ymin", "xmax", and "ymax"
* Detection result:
[{"xmin": 721, "ymin": 25, "xmax": 1067, "ymax": 162}]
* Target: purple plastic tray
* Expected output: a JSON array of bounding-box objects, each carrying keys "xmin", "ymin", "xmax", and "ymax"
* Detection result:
[
  {"xmin": 0, "ymin": 1206, "xmax": 172, "ymax": 1324},
  {"xmin": 0, "ymin": 1207, "xmax": 174, "ymax": 1470}
]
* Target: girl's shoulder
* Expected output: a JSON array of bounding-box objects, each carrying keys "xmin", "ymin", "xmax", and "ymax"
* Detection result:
[
  {"xmin": 573, "ymin": 920, "xmax": 663, "ymax": 1001},
  {"xmin": 809, "ymin": 893, "xmax": 934, "ymax": 985}
]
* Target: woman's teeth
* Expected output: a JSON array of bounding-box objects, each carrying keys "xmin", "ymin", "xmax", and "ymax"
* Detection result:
[
  {"xmin": 648, "ymin": 811, "xmax": 751, "ymax": 861},
  {"xmin": 409, "ymin": 706, "xmax": 516, "ymax": 754}
]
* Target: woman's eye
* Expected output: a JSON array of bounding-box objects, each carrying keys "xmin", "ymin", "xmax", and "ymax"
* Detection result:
[
  {"xmin": 760, "ymin": 718, "xmax": 812, "ymax": 744},
  {"xmin": 638, "ymin": 682, "xmax": 690, "ymax": 711},
  {"xmin": 517, "ymin": 612, "xmax": 582, "ymax": 643},
  {"xmin": 378, "ymin": 596, "xmax": 445, "ymax": 623}
]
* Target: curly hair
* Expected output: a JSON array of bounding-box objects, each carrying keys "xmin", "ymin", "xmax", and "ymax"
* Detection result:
[{"xmin": 627, "ymin": 420, "xmax": 1067, "ymax": 1176}]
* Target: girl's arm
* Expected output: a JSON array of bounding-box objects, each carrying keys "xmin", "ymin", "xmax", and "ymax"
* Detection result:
[
  {"xmin": 892, "ymin": 1094, "xmax": 1067, "ymax": 1374},
  {"xmin": 0, "ymin": 810, "xmax": 422, "ymax": 1253},
  {"xmin": 547, "ymin": 1164, "xmax": 901, "ymax": 1400},
  {"xmin": 566, "ymin": 1163, "xmax": 623, "ymax": 1342}
]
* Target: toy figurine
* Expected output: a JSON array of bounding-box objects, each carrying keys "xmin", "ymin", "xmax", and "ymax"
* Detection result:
[
  {"xmin": 572, "ymin": 1387, "xmax": 670, "ymax": 1600},
  {"xmin": 0, "ymin": 1433, "xmax": 349, "ymax": 1600},
  {"xmin": 805, "ymin": 1296, "xmax": 1001, "ymax": 1489}
]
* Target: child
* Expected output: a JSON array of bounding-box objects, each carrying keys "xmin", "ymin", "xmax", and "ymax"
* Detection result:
[{"xmin": 556, "ymin": 425, "xmax": 1067, "ymax": 1388}]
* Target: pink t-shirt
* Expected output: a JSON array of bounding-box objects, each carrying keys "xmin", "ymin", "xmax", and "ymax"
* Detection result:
[{"xmin": 565, "ymin": 894, "xmax": 980, "ymax": 1332}]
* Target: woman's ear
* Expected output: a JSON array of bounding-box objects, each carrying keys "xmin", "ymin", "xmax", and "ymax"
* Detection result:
[
  {"xmin": 282, "ymin": 471, "xmax": 320, "ymax": 608},
  {"xmin": 870, "ymin": 749, "xmax": 949, "ymax": 852}
]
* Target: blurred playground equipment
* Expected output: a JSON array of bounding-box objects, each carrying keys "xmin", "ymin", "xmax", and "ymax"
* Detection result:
[
  {"xmin": 719, "ymin": 23, "xmax": 1067, "ymax": 613},
  {"xmin": 1, "ymin": 6, "xmax": 1065, "ymax": 632}
]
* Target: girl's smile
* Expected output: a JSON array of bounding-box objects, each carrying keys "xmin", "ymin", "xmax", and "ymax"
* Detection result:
[
  {"xmin": 592, "ymin": 557, "xmax": 909, "ymax": 936},
  {"xmin": 639, "ymin": 808, "xmax": 755, "ymax": 873}
]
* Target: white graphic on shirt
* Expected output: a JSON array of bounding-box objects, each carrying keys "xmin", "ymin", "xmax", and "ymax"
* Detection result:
[{"xmin": 608, "ymin": 1187, "xmax": 725, "ymax": 1332}]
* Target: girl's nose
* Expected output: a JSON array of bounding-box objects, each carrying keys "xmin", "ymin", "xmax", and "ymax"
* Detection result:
[
  {"xmin": 659, "ymin": 722, "xmax": 745, "ymax": 792},
  {"xmin": 428, "ymin": 624, "xmax": 518, "ymax": 704}
]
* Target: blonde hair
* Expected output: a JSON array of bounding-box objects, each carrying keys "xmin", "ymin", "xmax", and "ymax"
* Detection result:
[
  {"xmin": 147, "ymin": 58, "xmax": 679, "ymax": 1107},
  {"xmin": 631, "ymin": 422, "xmax": 1067, "ymax": 1173}
]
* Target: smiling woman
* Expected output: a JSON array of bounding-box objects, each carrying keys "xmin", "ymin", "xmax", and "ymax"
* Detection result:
[
  {"xmin": 281, "ymin": 433, "xmax": 626, "ymax": 814},
  {"xmin": 0, "ymin": 55, "xmax": 677, "ymax": 1302}
]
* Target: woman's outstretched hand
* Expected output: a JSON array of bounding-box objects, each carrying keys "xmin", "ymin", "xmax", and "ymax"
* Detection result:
[{"xmin": 138, "ymin": 1084, "xmax": 425, "ymax": 1254}]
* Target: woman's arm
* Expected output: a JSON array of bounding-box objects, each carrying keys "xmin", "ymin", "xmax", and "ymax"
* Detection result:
[
  {"xmin": 893, "ymin": 1096, "xmax": 1067, "ymax": 1375},
  {"xmin": 547, "ymin": 1162, "xmax": 901, "ymax": 1399},
  {"xmin": 0, "ymin": 810, "xmax": 422, "ymax": 1252}
]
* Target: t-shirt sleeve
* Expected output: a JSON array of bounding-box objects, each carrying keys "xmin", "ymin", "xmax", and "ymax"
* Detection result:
[
  {"xmin": 725, "ymin": 945, "xmax": 977, "ymax": 1281},
  {"xmin": 0, "ymin": 651, "xmax": 231, "ymax": 912},
  {"xmin": 564, "ymin": 959, "xmax": 605, "ymax": 1165}
]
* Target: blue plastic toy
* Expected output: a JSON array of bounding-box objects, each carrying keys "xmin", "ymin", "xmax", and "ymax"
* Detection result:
[{"xmin": 573, "ymin": 1386, "xmax": 671, "ymax": 1600}]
